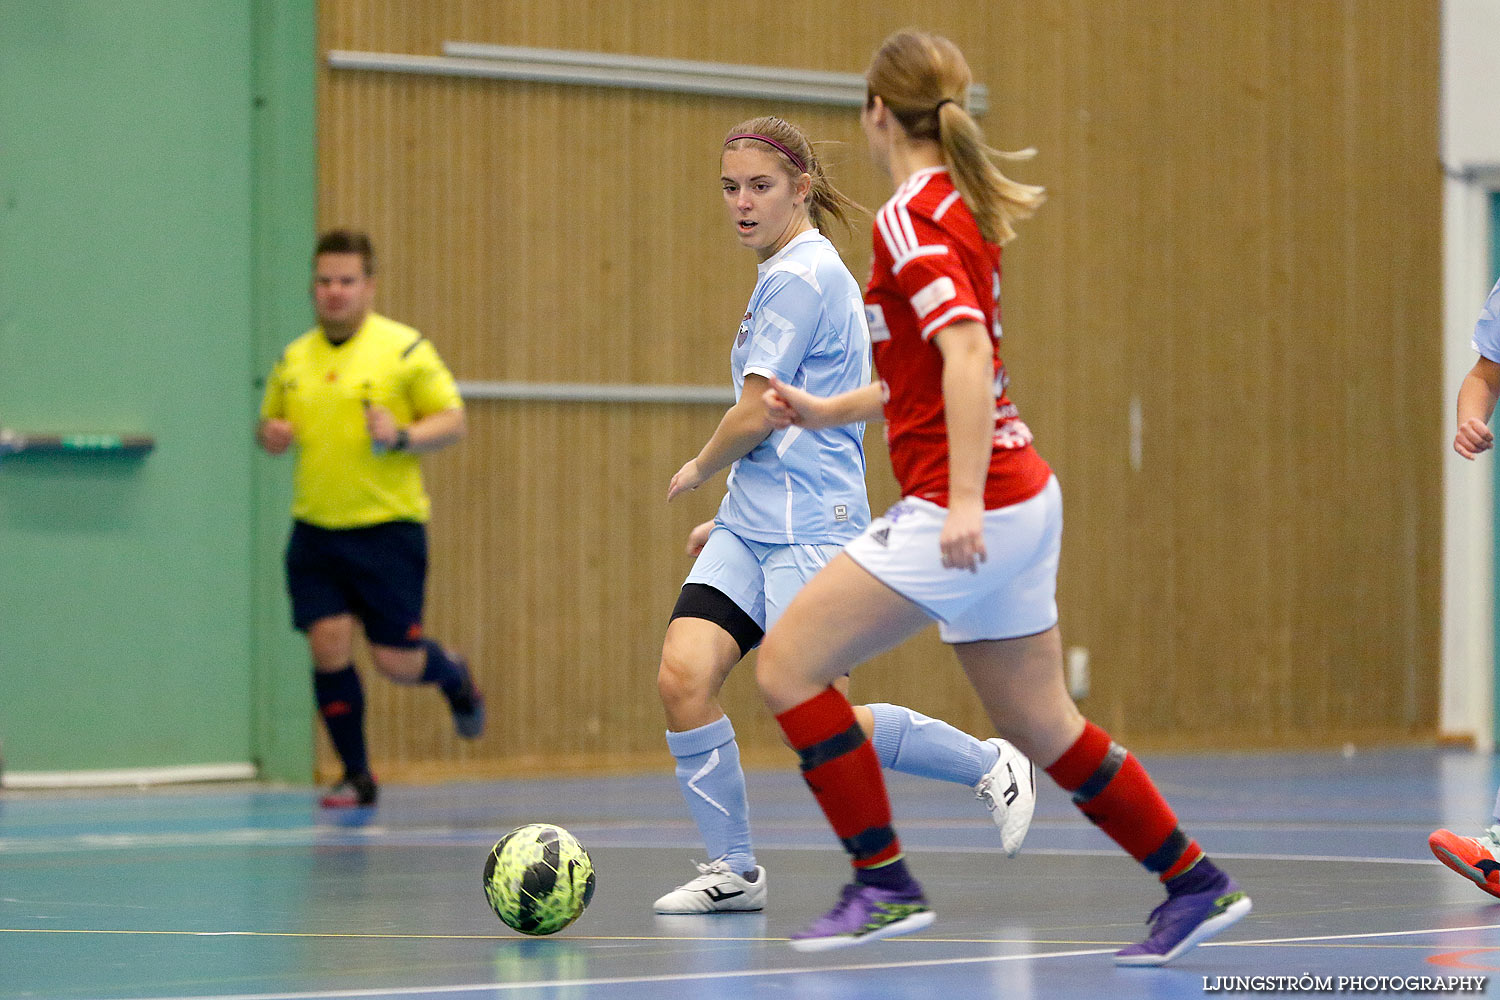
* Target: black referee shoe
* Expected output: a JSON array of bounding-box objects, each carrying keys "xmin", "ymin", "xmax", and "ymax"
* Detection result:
[
  {"xmin": 448, "ymin": 657, "xmax": 486, "ymax": 740},
  {"xmin": 320, "ymin": 772, "xmax": 378, "ymax": 808}
]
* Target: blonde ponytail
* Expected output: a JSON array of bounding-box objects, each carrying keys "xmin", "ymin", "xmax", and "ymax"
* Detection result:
[
  {"xmin": 867, "ymin": 30, "xmax": 1045, "ymax": 244},
  {"xmin": 935, "ymin": 102, "xmax": 1045, "ymax": 245}
]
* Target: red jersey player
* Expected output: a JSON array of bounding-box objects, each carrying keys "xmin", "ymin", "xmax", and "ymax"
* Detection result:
[
  {"xmin": 865, "ymin": 164, "xmax": 1051, "ymax": 511},
  {"xmin": 754, "ymin": 28, "xmax": 1251, "ymax": 965}
]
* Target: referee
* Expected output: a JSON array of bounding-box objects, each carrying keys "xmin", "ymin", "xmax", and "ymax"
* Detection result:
[{"xmin": 258, "ymin": 229, "xmax": 483, "ymax": 808}]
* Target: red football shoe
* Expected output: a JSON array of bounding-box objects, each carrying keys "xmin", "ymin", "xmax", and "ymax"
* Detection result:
[{"xmin": 1429, "ymin": 827, "xmax": 1500, "ymax": 899}]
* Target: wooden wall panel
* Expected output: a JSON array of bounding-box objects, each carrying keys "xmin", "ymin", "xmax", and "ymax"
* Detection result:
[{"xmin": 311, "ymin": 1, "xmax": 1441, "ymax": 780}]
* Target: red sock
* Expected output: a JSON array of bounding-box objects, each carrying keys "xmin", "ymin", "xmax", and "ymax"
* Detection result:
[
  {"xmin": 1045, "ymin": 720, "xmax": 1204, "ymax": 881},
  {"xmin": 776, "ymin": 687, "xmax": 902, "ymax": 869}
]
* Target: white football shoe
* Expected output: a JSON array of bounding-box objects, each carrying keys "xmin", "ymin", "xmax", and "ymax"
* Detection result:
[
  {"xmin": 975, "ymin": 738, "xmax": 1037, "ymax": 856},
  {"xmin": 652, "ymin": 859, "xmax": 767, "ymax": 913}
]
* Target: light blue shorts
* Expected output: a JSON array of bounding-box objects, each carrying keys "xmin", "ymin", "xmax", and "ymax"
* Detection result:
[{"xmin": 684, "ymin": 526, "xmax": 844, "ymax": 632}]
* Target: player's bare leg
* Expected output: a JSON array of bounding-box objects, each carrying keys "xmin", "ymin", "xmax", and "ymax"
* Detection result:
[
  {"xmin": 951, "ymin": 628, "xmax": 1083, "ymax": 769},
  {"xmin": 654, "ymin": 616, "xmax": 766, "ymax": 913},
  {"xmin": 758, "ymin": 554, "xmax": 936, "ymax": 950}
]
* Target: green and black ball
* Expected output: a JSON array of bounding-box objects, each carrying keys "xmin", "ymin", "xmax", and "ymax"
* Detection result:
[{"xmin": 483, "ymin": 823, "xmax": 596, "ymax": 935}]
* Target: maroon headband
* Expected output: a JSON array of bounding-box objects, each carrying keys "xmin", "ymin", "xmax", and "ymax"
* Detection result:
[{"xmin": 724, "ymin": 133, "xmax": 808, "ymax": 174}]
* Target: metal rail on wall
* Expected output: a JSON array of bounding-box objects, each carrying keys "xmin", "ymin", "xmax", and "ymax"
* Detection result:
[
  {"xmin": 456, "ymin": 381, "xmax": 733, "ymax": 405},
  {"xmin": 327, "ymin": 41, "xmax": 989, "ymax": 409},
  {"xmin": 327, "ymin": 42, "xmax": 989, "ymax": 114}
]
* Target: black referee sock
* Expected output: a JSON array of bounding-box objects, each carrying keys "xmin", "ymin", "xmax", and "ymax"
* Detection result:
[
  {"xmin": 314, "ymin": 665, "xmax": 370, "ymax": 778},
  {"xmin": 419, "ymin": 640, "xmax": 472, "ymax": 708}
]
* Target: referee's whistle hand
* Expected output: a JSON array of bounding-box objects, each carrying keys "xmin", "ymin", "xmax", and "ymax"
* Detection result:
[
  {"xmin": 365, "ymin": 403, "xmax": 397, "ymax": 448},
  {"xmin": 259, "ymin": 419, "xmax": 294, "ymax": 455}
]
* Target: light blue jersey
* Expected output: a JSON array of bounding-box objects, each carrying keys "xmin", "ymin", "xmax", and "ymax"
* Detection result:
[
  {"xmin": 716, "ymin": 229, "xmax": 872, "ymax": 545},
  {"xmin": 1471, "ymin": 276, "xmax": 1500, "ymax": 361}
]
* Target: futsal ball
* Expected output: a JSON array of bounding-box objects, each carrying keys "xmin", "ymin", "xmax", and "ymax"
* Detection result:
[{"xmin": 483, "ymin": 823, "xmax": 596, "ymax": 935}]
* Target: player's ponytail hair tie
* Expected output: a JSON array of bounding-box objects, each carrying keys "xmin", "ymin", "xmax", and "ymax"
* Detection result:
[
  {"xmin": 724, "ymin": 133, "xmax": 808, "ymax": 175},
  {"xmin": 935, "ymin": 98, "xmax": 957, "ymax": 113}
]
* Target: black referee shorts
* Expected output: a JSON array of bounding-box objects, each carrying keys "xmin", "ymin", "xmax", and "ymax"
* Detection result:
[{"xmin": 285, "ymin": 519, "xmax": 428, "ymax": 648}]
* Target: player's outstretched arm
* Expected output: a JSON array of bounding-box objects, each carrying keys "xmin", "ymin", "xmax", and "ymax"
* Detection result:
[
  {"xmin": 763, "ymin": 376, "xmax": 884, "ymax": 431},
  {"xmin": 1456, "ymin": 357, "xmax": 1500, "ymax": 460},
  {"xmin": 667, "ymin": 373, "xmax": 775, "ymax": 501}
]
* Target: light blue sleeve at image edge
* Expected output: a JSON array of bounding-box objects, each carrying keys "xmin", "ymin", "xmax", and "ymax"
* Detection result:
[{"xmin": 1471, "ymin": 276, "xmax": 1500, "ymax": 361}]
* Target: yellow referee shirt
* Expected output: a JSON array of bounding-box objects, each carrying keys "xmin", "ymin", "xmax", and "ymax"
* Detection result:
[{"xmin": 260, "ymin": 313, "xmax": 463, "ymax": 529}]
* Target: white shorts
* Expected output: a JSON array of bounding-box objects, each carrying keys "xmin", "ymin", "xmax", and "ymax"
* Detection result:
[
  {"xmin": 684, "ymin": 526, "xmax": 844, "ymax": 632},
  {"xmin": 844, "ymin": 476, "xmax": 1062, "ymax": 644}
]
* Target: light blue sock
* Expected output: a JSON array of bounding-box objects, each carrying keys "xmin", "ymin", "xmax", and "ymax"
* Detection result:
[
  {"xmin": 867, "ymin": 702, "xmax": 998, "ymax": 787},
  {"xmin": 665, "ymin": 716, "xmax": 755, "ymax": 875}
]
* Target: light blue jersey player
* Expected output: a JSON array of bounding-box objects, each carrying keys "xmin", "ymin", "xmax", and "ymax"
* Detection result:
[
  {"xmin": 653, "ymin": 116, "xmax": 1036, "ymax": 916},
  {"xmin": 1469, "ymin": 276, "xmax": 1500, "ymax": 359},
  {"xmin": 1431, "ymin": 276, "xmax": 1500, "ymax": 891},
  {"xmin": 1454, "ymin": 276, "xmax": 1500, "ymax": 461},
  {"xmin": 690, "ymin": 227, "xmax": 872, "ymax": 632},
  {"xmin": 717, "ymin": 227, "xmax": 871, "ymax": 546}
]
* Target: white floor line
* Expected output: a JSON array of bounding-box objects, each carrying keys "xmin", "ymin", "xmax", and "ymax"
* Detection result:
[
  {"xmin": 584, "ymin": 840, "xmax": 1445, "ymax": 867},
  {"xmin": 1212, "ymin": 920, "xmax": 1500, "ymax": 948},
  {"xmin": 0, "ymin": 826, "xmax": 385, "ymax": 854},
  {"xmin": 135, "ymin": 945, "xmax": 1123, "ymax": 1000},
  {"xmin": 114, "ymin": 921, "xmax": 1500, "ymax": 1000},
  {"xmin": 111, "ymin": 923, "xmax": 1500, "ymax": 1000},
  {"xmin": 883, "ymin": 818, "xmax": 1443, "ymax": 834},
  {"xmin": 1020, "ymin": 846, "xmax": 1443, "ymax": 866},
  {"xmin": 0, "ymin": 827, "xmax": 1446, "ymax": 867},
  {"xmin": 35, "ymin": 917, "xmax": 1500, "ymax": 1000}
]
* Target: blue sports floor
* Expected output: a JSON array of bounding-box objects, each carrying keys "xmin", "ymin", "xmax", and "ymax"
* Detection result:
[{"xmin": 3, "ymin": 748, "xmax": 1500, "ymax": 999}]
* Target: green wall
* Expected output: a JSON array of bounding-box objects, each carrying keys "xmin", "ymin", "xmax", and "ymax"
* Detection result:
[
  {"xmin": 250, "ymin": 0, "xmax": 319, "ymax": 782},
  {"xmin": 0, "ymin": 2, "xmax": 314, "ymax": 779}
]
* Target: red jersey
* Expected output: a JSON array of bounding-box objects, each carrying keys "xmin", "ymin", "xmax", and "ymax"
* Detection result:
[{"xmin": 865, "ymin": 166, "xmax": 1051, "ymax": 509}]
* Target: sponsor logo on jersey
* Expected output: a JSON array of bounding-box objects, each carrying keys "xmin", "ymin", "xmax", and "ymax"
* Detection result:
[
  {"xmin": 833, "ymin": 504, "xmax": 848, "ymax": 522},
  {"xmin": 737, "ymin": 311, "xmax": 751, "ymax": 347},
  {"xmin": 911, "ymin": 276, "xmax": 957, "ymax": 319}
]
